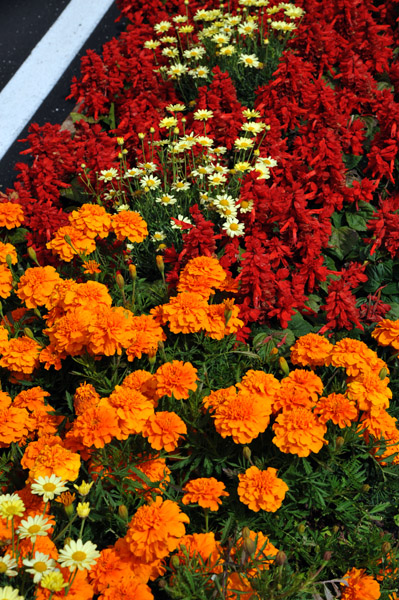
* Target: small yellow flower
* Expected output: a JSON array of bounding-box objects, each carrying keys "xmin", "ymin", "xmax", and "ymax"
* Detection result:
[
  {"xmin": 73, "ymin": 480, "xmax": 94, "ymax": 497},
  {"xmin": 40, "ymin": 570, "xmax": 67, "ymax": 592},
  {"xmin": 76, "ymin": 502, "xmax": 91, "ymax": 519}
]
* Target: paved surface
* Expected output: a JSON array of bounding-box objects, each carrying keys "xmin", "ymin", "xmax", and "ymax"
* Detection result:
[{"xmin": 0, "ymin": 0, "xmax": 125, "ymax": 192}]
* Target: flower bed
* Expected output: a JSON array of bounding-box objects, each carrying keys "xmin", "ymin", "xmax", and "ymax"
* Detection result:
[{"xmin": 1, "ymin": 0, "xmax": 399, "ymax": 598}]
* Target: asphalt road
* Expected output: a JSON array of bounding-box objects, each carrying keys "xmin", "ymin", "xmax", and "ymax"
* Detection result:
[{"xmin": 0, "ymin": 0, "xmax": 125, "ymax": 192}]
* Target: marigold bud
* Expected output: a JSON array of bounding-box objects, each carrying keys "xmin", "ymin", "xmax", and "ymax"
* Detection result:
[
  {"xmin": 116, "ymin": 273, "xmax": 125, "ymax": 290},
  {"xmin": 174, "ymin": 127, "xmax": 179, "ymax": 135},
  {"xmin": 242, "ymin": 526, "xmax": 251, "ymax": 539},
  {"xmin": 379, "ymin": 367, "xmax": 388, "ymax": 380},
  {"xmin": 270, "ymin": 347, "xmax": 278, "ymax": 355},
  {"xmin": 323, "ymin": 551, "xmax": 332, "ymax": 561},
  {"xmin": 150, "ymin": 127, "xmax": 155, "ymax": 134},
  {"xmin": 5, "ymin": 254, "xmax": 13, "ymax": 268},
  {"xmin": 332, "ymin": 525, "xmax": 339, "ymax": 534},
  {"xmin": 27, "ymin": 246, "xmax": 38, "ymax": 263},
  {"xmin": 381, "ymin": 541, "xmax": 391, "ymax": 554},
  {"xmin": 362, "ymin": 484, "xmax": 370, "ymax": 493},
  {"xmin": 117, "ymin": 137, "xmax": 124, "ymax": 145},
  {"xmin": 279, "ymin": 356, "xmax": 290, "ymax": 376},
  {"xmin": 118, "ymin": 505, "xmax": 128, "ymax": 520},
  {"xmin": 243, "ymin": 446, "xmax": 251, "ymax": 461},
  {"xmin": 138, "ymin": 133, "xmax": 145, "ymax": 139},
  {"xmin": 335, "ymin": 436, "xmax": 345, "ymax": 449},
  {"xmin": 274, "ymin": 551, "xmax": 287, "ymax": 566},
  {"xmin": 243, "ymin": 537, "xmax": 256, "ymax": 556},
  {"xmin": 76, "ymin": 502, "xmax": 90, "ymax": 519},
  {"xmin": 129, "ymin": 264, "xmax": 137, "ymax": 280},
  {"xmin": 23, "ymin": 327, "xmax": 35, "ymax": 339},
  {"xmin": 297, "ymin": 523, "xmax": 306, "ymax": 534},
  {"xmin": 156, "ymin": 255, "xmax": 164, "ymax": 273},
  {"xmin": 171, "ymin": 555, "xmax": 180, "ymax": 569}
]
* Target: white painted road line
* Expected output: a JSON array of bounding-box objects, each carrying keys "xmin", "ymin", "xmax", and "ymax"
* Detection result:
[{"xmin": 0, "ymin": 0, "xmax": 115, "ymax": 162}]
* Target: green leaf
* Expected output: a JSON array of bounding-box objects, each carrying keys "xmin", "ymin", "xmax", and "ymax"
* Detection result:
[
  {"xmin": 328, "ymin": 226, "xmax": 360, "ymax": 260},
  {"xmin": 386, "ymin": 303, "xmax": 399, "ymax": 320},
  {"xmin": 9, "ymin": 227, "xmax": 28, "ymax": 245},
  {"xmin": 345, "ymin": 212, "xmax": 368, "ymax": 231},
  {"xmin": 288, "ymin": 312, "xmax": 314, "ymax": 337},
  {"xmin": 343, "ymin": 154, "xmax": 363, "ymax": 170},
  {"xmin": 70, "ymin": 112, "xmax": 97, "ymax": 124}
]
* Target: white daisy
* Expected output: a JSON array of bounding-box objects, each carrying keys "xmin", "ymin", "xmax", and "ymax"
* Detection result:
[
  {"xmin": 171, "ymin": 180, "xmax": 191, "ymax": 192},
  {"xmin": 239, "ymin": 53, "xmax": 262, "ymax": 68},
  {"xmin": 124, "ymin": 167, "xmax": 143, "ymax": 178},
  {"xmin": 194, "ymin": 109, "xmax": 214, "ymax": 121},
  {"xmin": 156, "ymin": 193, "xmax": 177, "ymax": 205},
  {"xmin": 234, "ymin": 137, "xmax": 255, "ymax": 150},
  {"xmin": 167, "ymin": 63, "xmax": 189, "ymax": 78},
  {"xmin": 140, "ymin": 175, "xmax": 162, "ymax": 190},
  {"xmin": 58, "ymin": 539, "xmax": 100, "ymax": 572},
  {"xmin": 23, "ymin": 552, "xmax": 56, "ymax": 583},
  {"xmin": 151, "ymin": 231, "xmax": 166, "ymax": 243},
  {"xmin": 0, "ymin": 494, "xmax": 25, "ymax": 521},
  {"xmin": 222, "ymin": 219, "xmax": 245, "ymax": 237},
  {"xmin": 170, "ymin": 215, "xmax": 193, "ymax": 230},
  {"xmin": 190, "ymin": 66, "xmax": 210, "ymax": 78},
  {"xmin": 154, "ymin": 20, "xmax": 172, "ymax": 34},
  {"xmin": 17, "ymin": 515, "xmax": 52, "ymax": 541},
  {"xmin": 31, "ymin": 475, "xmax": 68, "ymax": 502},
  {"xmin": 0, "ymin": 587, "xmax": 25, "ymax": 600},
  {"xmin": 0, "ymin": 554, "xmax": 18, "ymax": 577},
  {"xmin": 208, "ymin": 173, "xmax": 227, "ymax": 186},
  {"xmin": 98, "ymin": 168, "xmax": 118, "ymax": 181}
]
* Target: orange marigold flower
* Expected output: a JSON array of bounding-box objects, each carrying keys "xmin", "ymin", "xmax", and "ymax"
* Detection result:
[
  {"xmin": 0, "ymin": 336, "xmax": 41, "ymax": 375},
  {"xmin": 0, "ymin": 324, "xmax": 9, "ymax": 353},
  {"xmin": 21, "ymin": 436, "xmax": 81, "ymax": 481},
  {"xmin": 121, "ymin": 370, "xmax": 160, "ymax": 406},
  {"xmin": 347, "ymin": 371, "xmax": 392, "ymax": 413},
  {"xmin": 86, "ymin": 306, "xmax": 133, "ymax": 356},
  {"xmin": 174, "ymin": 532, "xmax": 222, "ymax": 576},
  {"xmin": 202, "ymin": 386, "xmax": 237, "ymax": 413},
  {"xmin": 314, "ymin": 393, "xmax": 358, "ymax": 428},
  {"xmin": 111, "ymin": 210, "xmax": 148, "ymax": 243},
  {"xmin": 212, "ymin": 391, "xmax": 271, "ymax": 444},
  {"xmin": 154, "ymin": 292, "xmax": 210, "ymax": 334},
  {"xmin": 61, "ymin": 280, "xmax": 112, "ymax": 312},
  {"xmin": 237, "ymin": 466, "xmax": 288, "ymax": 512},
  {"xmin": 46, "ymin": 225, "xmax": 96, "ymax": 262},
  {"xmin": 372, "ymin": 319, "xmax": 399, "ymax": 350},
  {"xmin": 125, "ymin": 314, "xmax": 166, "ymax": 362},
  {"xmin": 88, "ymin": 547, "xmax": 138, "ymax": 594},
  {"xmin": 13, "ymin": 387, "xmax": 60, "ymax": 439},
  {"xmin": 0, "ymin": 404, "xmax": 31, "ymax": 447},
  {"xmin": 360, "ymin": 408, "xmax": 397, "ymax": 441},
  {"xmin": 290, "ymin": 333, "xmax": 333, "ymax": 367},
  {"xmin": 0, "ymin": 241, "xmax": 17, "ymax": 265},
  {"xmin": 102, "ymin": 386, "xmax": 154, "ymax": 439},
  {"xmin": 226, "ymin": 573, "xmax": 258, "ymax": 600},
  {"xmin": 68, "ymin": 203, "xmax": 111, "ymax": 239},
  {"xmin": 97, "ymin": 578, "xmax": 154, "ymax": 600},
  {"xmin": 16, "ymin": 266, "xmax": 62, "ymax": 309},
  {"xmin": 237, "ymin": 370, "xmax": 280, "ymax": 412},
  {"xmin": 127, "ymin": 454, "xmax": 171, "ymax": 499},
  {"xmin": 204, "ymin": 301, "xmax": 244, "ymax": 340},
  {"xmin": 325, "ymin": 338, "xmax": 387, "ymax": 377},
  {"xmin": 177, "ymin": 256, "xmax": 227, "ymax": 299},
  {"xmin": 83, "ymin": 260, "xmax": 101, "ymax": 274},
  {"xmin": 73, "ymin": 382, "xmax": 101, "ymax": 415},
  {"xmin": 272, "ymin": 408, "xmax": 328, "ymax": 457},
  {"xmin": 341, "ymin": 567, "xmax": 380, "ymax": 600},
  {"xmin": 182, "ymin": 477, "xmax": 229, "ymax": 511},
  {"xmin": 155, "ymin": 360, "xmax": 198, "ymax": 400},
  {"xmin": 274, "ymin": 369, "xmax": 323, "ymax": 413},
  {"xmin": 39, "ymin": 345, "xmax": 65, "ymax": 371},
  {"xmin": 68, "ymin": 404, "xmax": 120, "ymax": 449},
  {"xmin": 44, "ymin": 308, "xmax": 90, "ymax": 356},
  {"xmin": 0, "ymin": 201, "xmax": 24, "ymax": 228},
  {"xmin": 125, "ymin": 496, "xmax": 189, "ymax": 563},
  {"xmin": 142, "ymin": 411, "xmax": 187, "ymax": 452},
  {"xmin": 0, "ymin": 264, "xmax": 13, "ymax": 299}
]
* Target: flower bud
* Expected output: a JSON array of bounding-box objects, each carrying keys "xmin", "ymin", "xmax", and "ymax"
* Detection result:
[
  {"xmin": 150, "ymin": 127, "xmax": 155, "ymax": 134},
  {"xmin": 379, "ymin": 367, "xmax": 388, "ymax": 380},
  {"xmin": 332, "ymin": 525, "xmax": 339, "ymax": 534},
  {"xmin": 116, "ymin": 273, "xmax": 125, "ymax": 290},
  {"xmin": 362, "ymin": 484, "xmax": 370, "ymax": 493},
  {"xmin": 242, "ymin": 526, "xmax": 251, "ymax": 539},
  {"xmin": 77, "ymin": 502, "xmax": 90, "ymax": 519},
  {"xmin": 274, "ymin": 551, "xmax": 287, "ymax": 566},
  {"xmin": 323, "ymin": 551, "xmax": 332, "ymax": 561},
  {"xmin": 297, "ymin": 523, "xmax": 306, "ymax": 534},
  {"xmin": 243, "ymin": 537, "xmax": 256, "ymax": 556},
  {"xmin": 171, "ymin": 555, "xmax": 180, "ymax": 569},
  {"xmin": 138, "ymin": 133, "xmax": 145, "ymax": 139},
  {"xmin": 156, "ymin": 255, "xmax": 164, "ymax": 273},
  {"xmin": 117, "ymin": 137, "xmax": 124, "ymax": 145},
  {"xmin": 5, "ymin": 254, "xmax": 13, "ymax": 268},
  {"xmin": 335, "ymin": 436, "xmax": 345, "ymax": 449},
  {"xmin": 118, "ymin": 505, "xmax": 128, "ymax": 520},
  {"xmin": 129, "ymin": 264, "xmax": 137, "ymax": 280},
  {"xmin": 279, "ymin": 356, "xmax": 290, "ymax": 376},
  {"xmin": 174, "ymin": 127, "xmax": 179, "ymax": 135},
  {"xmin": 381, "ymin": 541, "xmax": 391, "ymax": 554},
  {"xmin": 27, "ymin": 246, "xmax": 38, "ymax": 264},
  {"xmin": 243, "ymin": 446, "xmax": 251, "ymax": 461},
  {"xmin": 23, "ymin": 327, "xmax": 35, "ymax": 339}
]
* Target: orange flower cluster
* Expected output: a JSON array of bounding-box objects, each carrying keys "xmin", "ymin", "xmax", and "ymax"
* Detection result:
[
  {"xmin": 68, "ymin": 203, "xmax": 112, "ymax": 239},
  {"xmin": 347, "ymin": 371, "xmax": 392, "ymax": 413},
  {"xmin": 0, "ymin": 263, "xmax": 13, "ymax": 299},
  {"xmin": 21, "ymin": 435, "xmax": 81, "ymax": 481},
  {"xmin": 47, "ymin": 224, "xmax": 97, "ymax": 262},
  {"xmin": 142, "ymin": 411, "xmax": 187, "ymax": 452},
  {"xmin": 0, "ymin": 241, "xmax": 17, "ymax": 265},
  {"xmin": 273, "ymin": 369, "xmax": 323, "ymax": 412},
  {"xmin": 325, "ymin": 338, "xmax": 386, "ymax": 377},
  {"xmin": 237, "ymin": 466, "xmax": 289, "ymax": 512},
  {"xmin": 272, "ymin": 408, "xmax": 328, "ymax": 457},
  {"xmin": 182, "ymin": 477, "xmax": 229, "ymax": 511},
  {"xmin": 0, "ymin": 391, "xmax": 30, "ymax": 448},
  {"xmin": 177, "ymin": 256, "xmax": 227, "ymax": 298},
  {"xmin": 155, "ymin": 360, "xmax": 198, "ymax": 400},
  {"xmin": 314, "ymin": 393, "xmax": 358, "ymax": 428},
  {"xmin": 341, "ymin": 567, "xmax": 381, "ymax": 600},
  {"xmin": 290, "ymin": 333, "xmax": 334, "ymax": 367},
  {"xmin": 0, "ymin": 201, "xmax": 24, "ymax": 228},
  {"xmin": 372, "ymin": 318, "xmax": 399, "ymax": 350},
  {"xmin": 16, "ymin": 266, "xmax": 62, "ymax": 309},
  {"xmin": 111, "ymin": 210, "xmax": 148, "ymax": 243},
  {"xmin": 0, "ymin": 335, "xmax": 41, "ymax": 379}
]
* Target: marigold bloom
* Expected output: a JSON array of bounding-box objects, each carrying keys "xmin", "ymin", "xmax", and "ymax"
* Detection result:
[
  {"xmin": 0, "ymin": 324, "xmax": 9, "ymax": 352},
  {"xmin": 83, "ymin": 260, "xmax": 101, "ymax": 274},
  {"xmin": 142, "ymin": 411, "xmax": 187, "ymax": 452},
  {"xmin": 73, "ymin": 382, "xmax": 101, "ymax": 415},
  {"xmin": 0, "ymin": 336, "xmax": 41, "ymax": 375},
  {"xmin": 202, "ymin": 386, "xmax": 237, "ymax": 413},
  {"xmin": 16, "ymin": 266, "xmax": 62, "ymax": 309},
  {"xmin": 360, "ymin": 409, "xmax": 399, "ymax": 465},
  {"xmin": 127, "ymin": 454, "xmax": 171, "ymax": 499},
  {"xmin": 69, "ymin": 404, "xmax": 120, "ymax": 448},
  {"xmin": 325, "ymin": 338, "xmax": 387, "ymax": 377},
  {"xmin": 44, "ymin": 308, "xmax": 90, "ymax": 356},
  {"xmin": 96, "ymin": 578, "xmax": 154, "ymax": 600},
  {"xmin": 125, "ymin": 314, "xmax": 166, "ymax": 362},
  {"xmin": 46, "ymin": 225, "xmax": 96, "ymax": 262},
  {"xmin": 212, "ymin": 391, "xmax": 271, "ymax": 444},
  {"xmin": 274, "ymin": 369, "xmax": 323, "ymax": 413},
  {"xmin": 0, "ymin": 264, "xmax": 13, "ymax": 299},
  {"xmin": 175, "ymin": 532, "xmax": 221, "ymax": 574},
  {"xmin": 122, "ymin": 370, "xmax": 160, "ymax": 406},
  {"xmin": 21, "ymin": 436, "xmax": 81, "ymax": 481},
  {"xmin": 68, "ymin": 203, "xmax": 111, "ymax": 239},
  {"xmin": 290, "ymin": 333, "xmax": 334, "ymax": 367},
  {"xmin": 0, "ymin": 201, "xmax": 24, "ymax": 228},
  {"xmin": 111, "ymin": 210, "xmax": 148, "ymax": 243},
  {"xmin": 0, "ymin": 241, "xmax": 17, "ymax": 265},
  {"xmin": 237, "ymin": 370, "xmax": 280, "ymax": 412},
  {"xmin": 204, "ymin": 301, "xmax": 244, "ymax": 340},
  {"xmin": 177, "ymin": 256, "xmax": 226, "ymax": 298},
  {"xmin": 125, "ymin": 496, "xmax": 189, "ymax": 563},
  {"xmin": 272, "ymin": 408, "xmax": 328, "ymax": 457},
  {"xmin": 372, "ymin": 319, "xmax": 399, "ymax": 350},
  {"xmin": 102, "ymin": 386, "xmax": 154, "ymax": 439},
  {"xmin": 88, "ymin": 547, "xmax": 137, "ymax": 594},
  {"xmin": 13, "ymin": 387, "xmax": 60, "ymax": 440},
  {"xmin": 0, "ymin": 405, "xmax": 30, "ymax": 447},
  {"xmin": 347, "ymin": 371, "xmax": 392, "ymax": 413},
  {"xmin": 155, "ymin": 360, "xmax": 198, "ymax": 400},
  {"xmin": 237, "ymin": 466, "xmax": 288, "ymax": 512},
  {"xmin": 86, "ymin": 306, "xmax": 133, "ymax": 356},
  {"xmin": 314, "ymin": 393, "xmax": 358, "ymax": 428},
  {"xmin": 39, "ymin": 345, "xmax": 65, "ymax": 371},
  {"xmin": 61, "ymin": 280, "xmax": 112, "ymax": 312},
  {"xmin": 154, "ymin": 292, "xmax": 210, "ymax": 334},
  {"xmin": 341, "ymin": 567, "xmax": 380, "ymax": 600},
  {"xmin": 182, "ymin": 477, "xmax": 229, "ymax": 511},
  {"xmin": 236, "ymin": 530, "xmax": 279, "ymax": 573}
]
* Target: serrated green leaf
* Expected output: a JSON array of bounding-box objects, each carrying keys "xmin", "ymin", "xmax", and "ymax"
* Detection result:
[{"xmin": 9, "ymin": 228, "xmax": 28, "ymax": 244}]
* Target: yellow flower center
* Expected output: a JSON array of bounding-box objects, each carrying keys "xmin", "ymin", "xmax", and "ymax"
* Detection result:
[
  {"xmin": 220, "ymin": 199, "xmax": 229, "ymax": 206},
  {"xmin": 71, "ymin": 551, "xmax": 87, "ymax": 562},
  {"xmin": 43, "ymin": 483, "xmax": 57, "ymax": 492},
  {"xmin": 28, "ymin": 524, "xmax": 42, "ymax": 534},
  {"xmin": 0, "ymin": 562, "xmax": 8, "ymax": 573},
  {"xmin": 34, "ymin": 561, "xmax": 48, "ymax": 573},
  {"xmin": 241, "ymin": 201, "xmax": 249, "ymax": 209},
  {"xmin": 230, "ymin": 223, "xmax": 239, "ymax": 231}
]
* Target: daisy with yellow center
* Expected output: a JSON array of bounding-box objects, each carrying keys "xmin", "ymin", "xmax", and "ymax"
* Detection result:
[
  {"xmin": 166, "ymin": 103, "xmax": 186, "ymax": 113},
  {"xmin": 58, "ymin": 539, "xmax": 100, "ymax": 572},
  {"xmin": 222, "ymin": 219, "xmax": 245, "ymax": 237},
  {"xmin": 23, "ymin": 552, "xmax": 56, "ymax": 583},
  {"xmin": 17, "ymin": 515, "xmax": 52, "ymax": 541},
  {"xmin": 156, "ymin": 193, "xmax": 177, "ymax": 206},
  {"xmin": 154, "ymin": 21, "xmax": 171, "ymax": 34},
  {"xmin": 171, "ymin": 180, "xmax": 191, "ymax": 192},
  {"xmin": 219, "ymin": 45, "xmax": 235, "ymax": 56},
  {"xmin": 144, "ymin": 39, "xmax": 161, "ymax": 49},
  {"xmin": 159, "ymin": 116, "xmax": 178, "ymax": 129},
  {"xmin": 194, "ymin": 109, "xmax": 214, "ymax": 121},
  {"xmin": 0, "ymin": 554, "xmax": 18, "ymax": 577},
  {"xmin": 0, "ymin": 494, "xmax": 25, "ymax": 521},
  {"xmin": 208, "ymin": 173, "xmax": 227, "ymax": 186},
  {"xmin": 98, "ymin": 168, "xmax": 118, "ymax": 182},
  {"xmin": 190, "ymin": 66, "xmax": 210, "ymax": 78},
  {"xmin": 234, "ymin": 137, "xmax": 255, "ymax": 150},
  {"xmin": 196, "ymin": 136, "xmax": 214, "ymax": 147},
  {"xmin": 140, "ymin": 175, "xmax": 162, "ymax": 190},
  {"xmin": 239, "ymin": 53, "xmax": 262, "ymax": 68},
  {"xmin": 0, "ymin": 587, "xmax": 24, "ymax": 600},
  {"xmin": 31, "ymin": 475, "xmax": 68, "ymax": 502}
]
